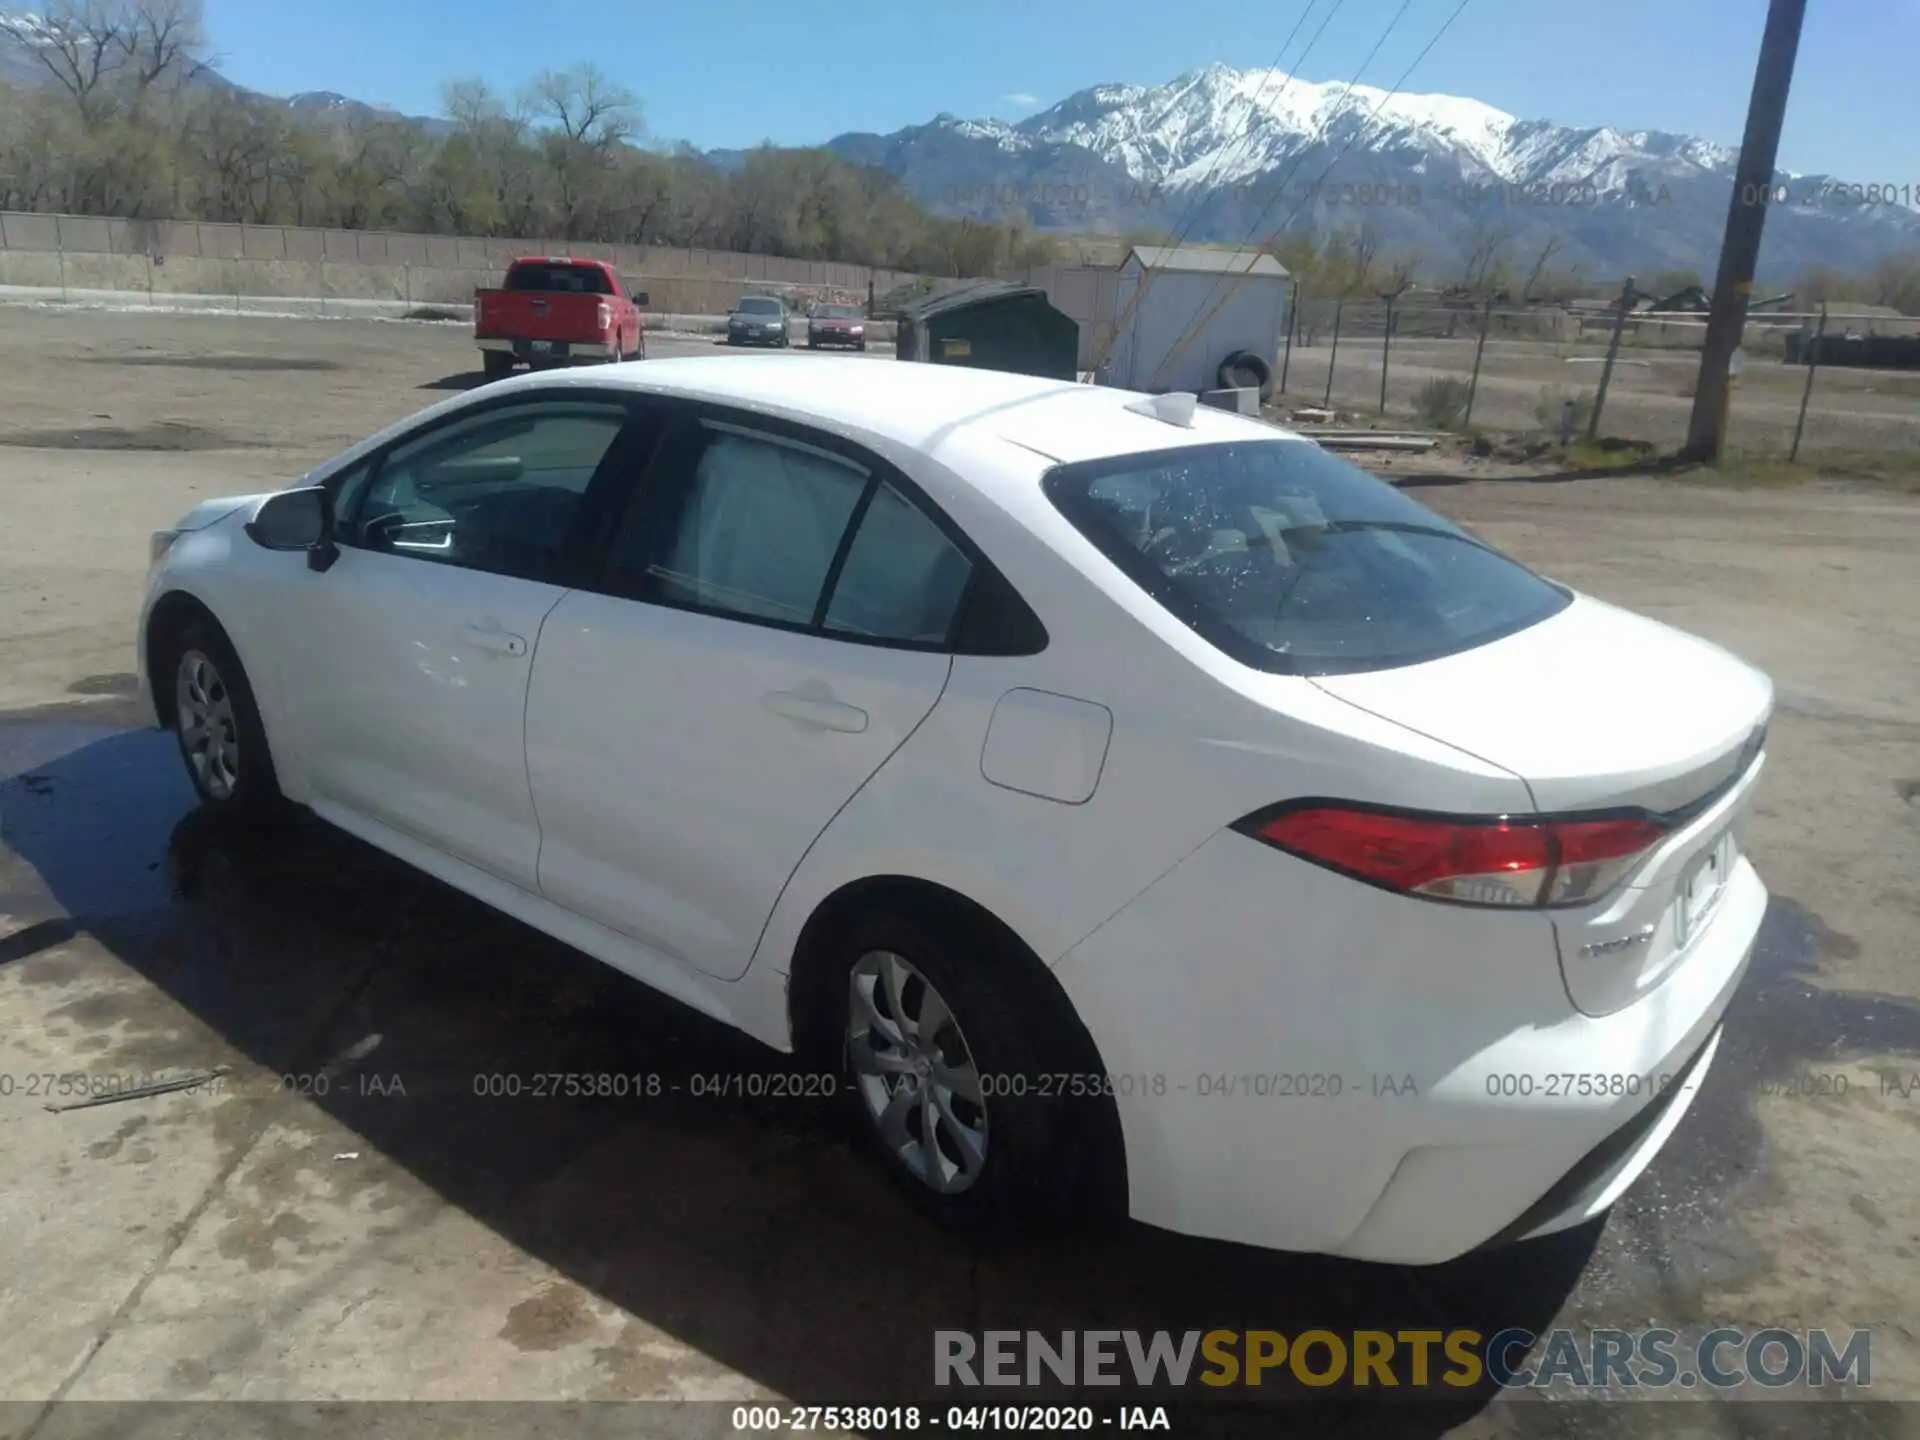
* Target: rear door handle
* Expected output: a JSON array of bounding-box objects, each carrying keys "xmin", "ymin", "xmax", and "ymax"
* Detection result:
[
  {"xmin": 460, "ymin": 624, "xmax": 528, "ymax": 657},
  {"xmin": 764, "ymin": 690, "xmax": 868, "ymax": 733}
]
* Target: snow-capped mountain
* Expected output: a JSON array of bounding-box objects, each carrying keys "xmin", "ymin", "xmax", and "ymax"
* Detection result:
[
  {"xmin": 1009, "ymin": 64, "xmax": 1739, "ymax": 192},
  {"xmin": 826, "ymin": 63, "xmax": 1920, "ymax": 277}
]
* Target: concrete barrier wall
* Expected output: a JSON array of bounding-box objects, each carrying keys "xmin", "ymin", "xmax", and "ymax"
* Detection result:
[{"xmin": 0, "ymin": 211, "xmax": 929, "ymax": 316}]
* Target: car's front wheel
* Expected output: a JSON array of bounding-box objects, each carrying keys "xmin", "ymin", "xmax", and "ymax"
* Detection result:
[
  {"xmin": 167, "ymin": 617, "xmax": 283, "ymax": 817},
  {"xmin": 830, "ymin": 910, "xmax": 1107, "ymax": 1237}
]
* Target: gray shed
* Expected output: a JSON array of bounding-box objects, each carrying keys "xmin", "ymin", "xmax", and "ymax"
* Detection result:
[{"xmin": 1105, "ymin": 245, "xmax": 1290, "ymax": 396}]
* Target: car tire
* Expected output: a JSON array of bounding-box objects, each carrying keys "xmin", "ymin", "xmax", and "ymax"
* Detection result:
[
  {"xmin": 828, "ymin": 909, "xmax": 1102, "ymax": 1238},
  {"xmin": 1218, "ymin": 350, "xmax": 1274, "ymax": 401},
  {"xmin": 482, "ymin": 351, "xmax": 513, "ymax": 381},
  {"xmin": 164, "ymin": 616, "xmax": 284, "ymax": 819}
]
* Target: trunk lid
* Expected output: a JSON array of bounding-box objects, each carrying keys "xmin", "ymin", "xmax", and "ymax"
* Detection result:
[
  {"xmin": 1311, "ymin": 594, "xmax": 1772, "ymax": 1016},
  {"xmin": 1309, "ymin": 594, "xmax": 1771, "ymax": 815}
]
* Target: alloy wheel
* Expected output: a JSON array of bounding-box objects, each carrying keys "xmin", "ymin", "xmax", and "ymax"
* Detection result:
[
  {"xmin": 175, "ymin": 648, "xmax": 240, "ymax": 800},
  {"xmin": 847, "ymin": 949, "xmax": 989, "ymax": 1193}
]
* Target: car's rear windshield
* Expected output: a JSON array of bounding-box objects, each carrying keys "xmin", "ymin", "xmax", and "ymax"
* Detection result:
[
  {"xmin": 505, "ymin": 263, "xmax": 613, "ymax": 295},
  {"xmin": 737, "ymin": 297, "xmax": 782, "ymax": 314},
  {"xmin": 816, "ymin": 306, "xmax": 861, "ymax": 318},
  {"xmin": 1043, "ymin": 438, "xmax": 1571, "ymax": 676}
]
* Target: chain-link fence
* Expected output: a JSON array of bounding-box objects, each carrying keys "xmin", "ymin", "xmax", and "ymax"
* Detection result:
[{"xmin": 1271, "ymin": 294, "xmax": 1920, "ymax": 461}]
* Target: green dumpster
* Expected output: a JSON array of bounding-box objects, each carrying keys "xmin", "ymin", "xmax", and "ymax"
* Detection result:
[{"xmin": 894, "ymin": 281, "xmax": 1078, "ymax": 382}]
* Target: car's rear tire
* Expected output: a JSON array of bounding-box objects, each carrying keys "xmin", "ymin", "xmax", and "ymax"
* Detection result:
[
  {"xmin": 482, "ymin": 351, "xmax": 513, "ymax": 381},
  {"xmin": 164, "ymin": 617, "xmax": 284, "ymax": 818},
  {"xmin": 827, "ymin": 909, "xmax": 1102, "ymax": 1238}
]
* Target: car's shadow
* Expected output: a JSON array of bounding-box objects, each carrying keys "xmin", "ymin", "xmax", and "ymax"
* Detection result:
[
  {"xmin": 419, "ymin": 373, "xmax": 493, "ymax": 391},
  {"xmin": 0, "ymin": 716, "xmax": 1597, "ymax": 1433}
]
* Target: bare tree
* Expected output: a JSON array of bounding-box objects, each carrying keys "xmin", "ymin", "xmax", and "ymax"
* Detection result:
[
  {"xmin": 522, "ymin": 64, "xmax": 639, "ymax": 237},
  {"xmin": 1459, "ymin": 218, "xmax": 1515, "ymax": 294},
  {"xmin": 0, "ymin": 0, "xmax": 205, "ymax": 122},
  {"xmin": 1382, "ymin": 249, "xmax": 1420, "ymax": 296},
  {"xmin": 124, "ymin": 0, "xmax": 206, "ymax": 92},
  {"xmin": 1, "ymin": 0, "xmax": 131, "ymax": 122},
  {"xmin": 1871, "ymin": 248, "xmax": 1920, "ymax": 315},
  {"xmin": 1348, "ymin": 216, "xmax": 1382, "ymax": 295},
  {"xmin": 1522, "ymin": 232, "xmax": 1563, "ymax": 302},
  {"xmin": 525, "ymin": 64, "xmax": 638, "ymax": 148}
]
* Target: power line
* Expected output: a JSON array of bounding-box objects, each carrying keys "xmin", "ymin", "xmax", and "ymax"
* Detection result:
[
  {"xmin": 1142, "ymin": 0, "xmax": 1422, "ymax": 388},
  {"xmin": 1085, "ymin": 0, "xmax": 1347, "ymax": 375},
  {"xmin": 1147, "ymin": 0, "xmax": 1343, "ymax": 258},
  {"xmin": 1145, "ymin": 0, "xmax": 1475, "ymax": 392}
]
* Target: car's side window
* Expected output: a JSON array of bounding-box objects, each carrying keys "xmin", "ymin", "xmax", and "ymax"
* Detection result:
[
  {"xmin": 608, "ymin": 418, "xmax": 870, "ymax": 628},
  {"xmin": 343, "ymin": 400, "xmax": 628, "ymax": 585},
  {"xmin": 600, "ymin": 407, "xmax": 1020, "ymax": 652},
  {"xmin": 823, "ymin": 479, "xmax": 973, "ymax": 643}
]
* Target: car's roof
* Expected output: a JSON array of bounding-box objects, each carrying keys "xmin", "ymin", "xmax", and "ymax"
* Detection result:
[{"xmin": 524, "ymin": 355, "xmax": 1300, "ymax": 465}]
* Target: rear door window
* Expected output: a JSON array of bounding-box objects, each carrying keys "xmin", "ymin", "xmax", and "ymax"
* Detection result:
[
  {"xmin": 1044, "ymin": 439, "xmax": 1571, "ymax": 675},
  {"xmin": 596, "ymin": 409, "xmax": 991, "ymax": 650}
]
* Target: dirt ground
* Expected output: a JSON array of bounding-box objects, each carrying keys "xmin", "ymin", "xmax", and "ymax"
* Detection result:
[
  {"xmin": 0, "ymin": 306, "xmax": 1917, "ymax": 1437},
  {"xmin": 1283, "ymin": 332, "xmax": 1920, "ymax": 455}
]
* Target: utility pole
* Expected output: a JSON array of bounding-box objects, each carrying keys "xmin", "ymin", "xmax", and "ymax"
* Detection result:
[
  {"xmin": 1789, "ymin": 306, "xmax": 1827, "ymax": 462},
  {"xmin": 1588, "ymin": 277, "xmax": 1639, "ymax": 441},
  {"xmin": 1379, "ymin": 292, "xmax": 1396, "ymax": 414},
  {"xmin": 1463, "ymin": 295, "xmax": 1493, "ymax": 428},
  {"xmin": 1324, "ymin": 295, "xmax": 1345, "ymax": 409},
  {"xmin": 1681, "ymin": 0, "xmax": 1810, "ymax": 462}
]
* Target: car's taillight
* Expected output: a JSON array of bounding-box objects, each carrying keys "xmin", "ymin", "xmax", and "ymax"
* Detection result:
[
  {"xmin": 1235, "ymin": 804, "xmax": 1667, "ymax": 908},
  {"xmin": 596, "ymin": 301, "xmax": 612, "ymax": 331}
]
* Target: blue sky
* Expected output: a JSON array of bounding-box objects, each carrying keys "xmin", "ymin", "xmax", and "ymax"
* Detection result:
[{"xmin": 204, "ymin": 0, "xmax": 1916, "ymax": 179}]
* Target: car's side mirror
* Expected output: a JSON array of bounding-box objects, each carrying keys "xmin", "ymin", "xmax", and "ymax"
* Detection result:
[
  {"xmin": 633, "ymin": 291, "xmax": 650, "ymax": 308},
  {"xmin": 246, "ymin": 487, "xmax": 339, "ymax": 572}
]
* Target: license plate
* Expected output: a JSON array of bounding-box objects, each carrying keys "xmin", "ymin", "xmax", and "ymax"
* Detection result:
[
  {"xmin": 530, "ymin": 340, "xmax": 553, "ymax": 354},
  {"xmin": 1674, "ymin": 829, "xmax": 1736, "ymax": 948}
]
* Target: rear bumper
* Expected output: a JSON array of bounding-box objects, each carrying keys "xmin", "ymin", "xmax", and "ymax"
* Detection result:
[
  {"xmin": 477, "ymin": 338, "xmax": 615, "ymax": 360},
  {"xmin": 1051, "ymin": 828, "xmax": 1765, "ymax": 1263}
]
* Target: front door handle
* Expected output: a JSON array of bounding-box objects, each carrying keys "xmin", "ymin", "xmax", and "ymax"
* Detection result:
[
  {"xmin": 460, "ymin": 624, "xmax": 528, "ymax": 657},
  {"xmin": 764, "ymin": 690, "xmax": 868, "ymax": 733}
]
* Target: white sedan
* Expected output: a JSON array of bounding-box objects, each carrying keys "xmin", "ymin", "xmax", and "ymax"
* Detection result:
[{"xmin": 138, "ymin": 357, "xmax": 1771, "ymax": 1262}]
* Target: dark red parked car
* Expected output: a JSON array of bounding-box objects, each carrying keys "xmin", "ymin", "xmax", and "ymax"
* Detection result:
[{"xmin": 807, "ymin": 304, "xmax": 868, "ymax": 351}]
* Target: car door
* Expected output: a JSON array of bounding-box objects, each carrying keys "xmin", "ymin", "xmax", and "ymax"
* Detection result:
[
  {"xmin": 284, "ymin": 391, "xmax": 647, "ymax": 890},
  {"xmin": 526, "ymin": 405, "xmax": 975, "ymax": 980}
]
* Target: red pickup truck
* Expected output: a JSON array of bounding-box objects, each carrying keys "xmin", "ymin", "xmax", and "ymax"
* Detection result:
[{"xmin": 474, "ymin": 258, "xmax": 649, "ymax": 379}]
